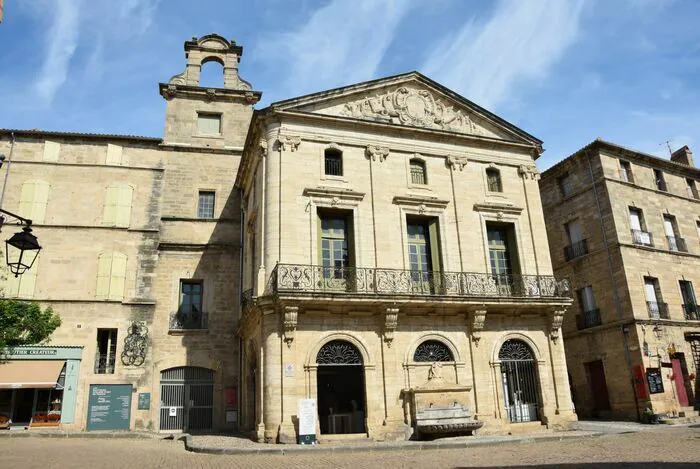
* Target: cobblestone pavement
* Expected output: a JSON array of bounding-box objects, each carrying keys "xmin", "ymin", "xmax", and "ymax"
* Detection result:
[{"xmin": 1, "ymin": 426, "xmax": 698, "ymax": 469}]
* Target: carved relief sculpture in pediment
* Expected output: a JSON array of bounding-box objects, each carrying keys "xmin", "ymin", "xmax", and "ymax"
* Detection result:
[{"xmin": 339, "ymin": 87, "xmax": 480, "ymax": 135}]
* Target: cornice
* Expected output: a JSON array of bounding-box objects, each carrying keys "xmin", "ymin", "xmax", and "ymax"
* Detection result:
[
  {"xmin": 159, "ymin": 83, "xmax": 261, "ymax": 104},
  {"xmin": 472, "ymin": 202, "xmax": 524, "ymax": 215},
  {"xmin": 303, "ymin": 186, "xmax": 366, "ymax": 202}
]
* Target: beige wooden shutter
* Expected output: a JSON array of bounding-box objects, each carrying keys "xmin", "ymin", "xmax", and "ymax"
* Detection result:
[
  {"xmin": 102, "ymin": 186, "xmax": 119, "ymax": 226},
  {"xmin": 17, "ymin": 262, "xmax": 38, "ymax": 298},
  {"xmin": 18, "ymin": 181, "xmax": 36, "ymax": 220},
  {"xmin": 96, "ymin": 253, "xmax": 113, "ymax": 299},
  {"xmin": 6, "ymin": 272, "xmax": 21, "ymax": 297},
  {"xmin": 106, "ymin": 144, "xmax": 123, "ymax": 165},
  {"xmin": 32, "ymin": 181, "xmax": 50, "ymax": 223},
  {"xmin": 108, "ymin": 252, "xmax": 127, "ymax": 300},
  {"xmin": 43, "ymin": 141, "xmax": 61, "ymax": 162},
  {"xmin": 115, "ymin": 185, "xmax": 133, "ymax": 228}
]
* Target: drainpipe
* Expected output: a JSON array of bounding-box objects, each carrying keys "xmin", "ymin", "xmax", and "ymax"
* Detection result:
[
  {"xmin": 584, "ymin": 150, "xmax": 640, "ymax": 420},
  {"xmin": 0, "ymin": 132, "xmax": 17, "ymax": 209}
]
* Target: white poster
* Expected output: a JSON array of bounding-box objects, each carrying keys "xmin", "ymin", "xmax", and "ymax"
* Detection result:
[{"xmin": 298, "ymin": 399, "xmax": 317, "ymax": 437}]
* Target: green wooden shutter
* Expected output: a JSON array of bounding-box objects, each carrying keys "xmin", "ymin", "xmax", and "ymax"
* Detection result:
[
  {"xmin": 428, "ymin": 218, "xmax": 442, "ymax": 272},
  {"xmin": 96, "ymin": 253, "xmax": 113, "ymax": 299},
  {"xmin": 18, "ymin": 181, "xmax": 36, "ymax": 220},
  {"xmin": 103, "ymin": 186, "xmax": 119, "ymax": 226},
  {"xmin": 109, "ymin": 253, "xmax": 127, "ymax": 300},
  {"xmin": 115, "ymin": 185, "xmax": 133, "ymax": 228},
  {"xmin": 43, "ymin": 141, "xmax": 61, "ymax": 162},
  {"xmin": 345, "ymin": 212, "xmax": 355, "ymax": 269}
]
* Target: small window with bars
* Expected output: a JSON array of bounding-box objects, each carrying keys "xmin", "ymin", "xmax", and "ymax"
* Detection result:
[
  {"xmin": 486, "ymin": 168, "xmax": 502, "ymax": 192},
  {"xmin": 410, "ymin": 159, "xmax": 427, "ymax": 185},
  {"xmin": 197, "ymin": 191, "xmax": 215, "ymax": 218},
  {"xmin": 324, "ymin": 149, "xmax": 343, "ymax": 176},
  {"xmin": 95, "ymin": 329, "xmax": 118, "ymax": 374}
]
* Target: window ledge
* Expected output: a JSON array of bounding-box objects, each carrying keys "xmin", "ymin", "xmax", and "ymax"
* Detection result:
[
  {"xmin": 320, "ymin": 175, "xmax": 348, "ymax": 184},
  {"xmin": 192, "ymin": 134, "xmax": 224, "ymax": 140},
  {"xmin": 168, "ymin": 329, "xmax": 209, "ymax": 335},
  {"xmin": 407, "ymin": 183, "xmax": 432, "ymax": 192}
]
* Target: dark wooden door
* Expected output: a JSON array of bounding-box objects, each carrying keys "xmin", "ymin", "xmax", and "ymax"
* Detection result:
[
  {"xmin": 588, "ymin": 360, "xmax": 611, "ymax": 411},
  {"xmin": 671, "ymin": 358, "xmax": 689, "ymax": 407}
]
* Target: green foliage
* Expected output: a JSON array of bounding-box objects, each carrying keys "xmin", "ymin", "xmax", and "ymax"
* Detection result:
[{"xmin": 0, "ymin": 299, "xmax": 61, "ymax": 348}]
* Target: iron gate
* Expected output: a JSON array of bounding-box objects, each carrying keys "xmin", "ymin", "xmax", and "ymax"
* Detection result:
[
  {"xmin": 160, "ymin": 367, "xmax": 214, "ymax": 432},
  {"xmin": 499, "ymin": 339, "xmax": 541, "ymax": 423}
]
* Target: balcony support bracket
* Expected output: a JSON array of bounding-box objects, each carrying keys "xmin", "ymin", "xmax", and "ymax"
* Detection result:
[
  {"xmin": 283, "ymin": 305, "xmax": 299, "ymax": 348},
  {"xmin": 549, "ymin": 309, "xmax": 566, "ymax": 343},
  {"xmin": 469, "ymin": 309, "xmax": 487, "ymax": 346},
  {"xmin": 383, "ymin": 307, "xmax": 399, "ymax": 347}
]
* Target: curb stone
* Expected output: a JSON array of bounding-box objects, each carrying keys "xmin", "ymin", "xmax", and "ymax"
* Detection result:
[
  {"xmin": 0, "ymin": 431, "xmax": 160, "ymax": 439},
  {"xmin": 182, "ymin": 431, "xmax": 608, "ymax": 456}
]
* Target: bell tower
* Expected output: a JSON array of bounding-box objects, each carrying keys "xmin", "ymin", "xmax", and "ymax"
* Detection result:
[{"xmin": 159, "ymin": 34, "xmax": 261, "ymax": 148}]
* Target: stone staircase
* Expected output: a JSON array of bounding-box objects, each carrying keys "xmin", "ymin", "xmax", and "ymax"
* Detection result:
[{"xmin": 659, "ymin": 407, "xmax": 700, "ymax": 425}]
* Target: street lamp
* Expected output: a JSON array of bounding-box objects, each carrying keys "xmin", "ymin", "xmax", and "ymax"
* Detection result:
[{"xmin": 0, "ymin": 209, "xmax": 42, "ymax": 277}]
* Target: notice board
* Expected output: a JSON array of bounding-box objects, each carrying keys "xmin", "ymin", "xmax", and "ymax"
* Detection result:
[
  {"xmin": 87, "ymin": 384, "xmax": 132, "ymax": 431},
  {"xmin": 646, "ymin": 368, "xmax": 664, "ymax": 394}
]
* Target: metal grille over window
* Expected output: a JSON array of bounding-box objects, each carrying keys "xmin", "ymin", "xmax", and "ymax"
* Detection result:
[
  {"xmin": 324, "ymin": 149, "xmax": 343, "ymax": 176},
  {"xmin": 316, "ymin": 340, "xmax": 362, "ymax": 365},
  {"xmin": 486, "ymin": 168, "xmax": 503, "ymax": 192},
  {"xmin": 410, "ymin": 159, "xmax": 426, "ymax": 185},
  {"xmin": 197, "ymin": 191, "xmax": 215, "ymax": 218},
  {"xmin": 499, "ymin": 339, "xmax": 534, "ymax": 360},
  {"xmin": 413, "ymin": 340, "xmax": 454, "ymax": 362}
]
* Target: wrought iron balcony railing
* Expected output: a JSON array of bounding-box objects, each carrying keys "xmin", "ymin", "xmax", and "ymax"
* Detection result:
[
  {"xmin": 683, "ymin": 303, "xmax": 699, "ymax": 321},
  {"xmin": 631, "ymin": 229, "xmax": 654, "ymax": 247},
  {"xmin": 576, "ymin": 308, "xmax": 602, "ymax": 330},
  {"xmin": 268, "ymin": 264, "xmax": 571, "ymax": 299},
  {"xmin": 666, "ymin": 236, "xmax": 688, "ymax": 252},
  {"xmin": 94, "ymin": 353, "xmax": 116, "ymax": 374},
  {"xmin": 169, "ymin": 311, "xmax": 208, "ymax": 330},
  {"xmin": 564, "ymin": 239, "xmax": 589, "ymax": 261},
  {"xmin": 647, "ymin": 301, "xmax": 669, "ymax": 319}
]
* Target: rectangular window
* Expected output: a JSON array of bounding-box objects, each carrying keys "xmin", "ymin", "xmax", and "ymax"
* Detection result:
[
  {"xmin": 619, "ymin": 160, "xmax": 633, "ymax": 183},
  {"xmin": 95, "ymin": 329, "xmax": 117, "ymax": 374},
  {"xmin": 577, "ymin": 286, "xmax": 600, "ymax": 328},
  {"xmin": 644, "ymin": 277, "xmax": 666, "ymax": 319},
  {"xmin": 680, "ymin": 280, "xmax": 697, "ymax": 320},
  {"xmin": 564, "ymin": 219, "xmax": 588, "ymax": 260},
  {"xmin": 687, "ymin": 179, "xmax": 699, "ymax": 199},
  {"xmin": 629, "ymin": 207, "xmax": 653, "ymax": 246},
  {"xmin": 197, "ymin": 112, "xmax": 222, "ymax": 135},
  {"xmin": 653, "ymin": 169, "xmax": 667, "ymax": 191},
  {"xmin": 487, "ymin": 223, "xmax": 520, "ymax": 295},
  {"xmin": 407, "ymin": 217, "xmax": 442, "ymax": 293},
  {"xmin": 324, "ymin": 149, "xmax": 343, "ymax": 176},
  {"xmin": 486, "ymin": 169, "xmax": 502, "ymax": 192},
  {"xmin": 172, "ymin": 280, "xmax": 205, "ymax": 330},
  {"xmin": 663, "ymin": 214, "xmax": 685, "ymax": 252},
  {"xmin": 106, "ymin": 144, "xmax": 123, "ymax": 166},
  {"xmin": 410, "ymin": 160, "xmax": 427, "ymax": 185},
  {"xmin": 197, "ymin": 191, "xmax": 215, "ymax": 218},
  {"xmin": 318, "ymin": 210, "xmax": 354, "ymax": 290},
  {"xmin": 557, "ymin": 172, "xmax": 573, "ymax": 197}
]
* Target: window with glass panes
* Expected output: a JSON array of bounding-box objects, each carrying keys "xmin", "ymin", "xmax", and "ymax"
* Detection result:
[
  {"xmin": 321, "ymin": 216, "xmax": 348, "ymax": 278},
  {"xmin": 407, "ymin": 222, "xmax": 431, "ymax": 278},
  {"xmin": 180, "ymin": 280, "xmax": 203, "ymax": 316},
  {"xmin": 410, "ymin": 159, "xmax": 427, "ymax": 185},
  {"xmin": 197, "ymin": 191, "xmax": 215, "ymax": 218},
  {"xmin": 486, "ymin": 168, "xmax": 502, "ymax": 192},
  {"xmin": 487, "ymin": 226, "xmax": 512, "ymax": 283}
]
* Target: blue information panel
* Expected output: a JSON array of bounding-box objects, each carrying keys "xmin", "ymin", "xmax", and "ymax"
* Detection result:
[{"xmin": 86, "ymin": 384, "xmax": 132, "ymax": 431}]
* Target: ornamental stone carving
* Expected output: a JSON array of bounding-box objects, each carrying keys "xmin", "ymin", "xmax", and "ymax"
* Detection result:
[
  {"xmin": 277, "ymin": 134, "xmax": 301, "ymax": 152},
  {"xmin": 366, "ymin": 145, "xmax": 390, "ymax": 162},
  {"xmin": 549, "ymin": 309, "xmax": 566, "ymax": 343},
  {"xmin": 383, "ymin": 307, "xmax": 399, "ymax": 347},
  {"xmin": 283, "ymin": 305, "xmax": 299, "ymax": 347},
  {"xmin": 340, "ymin": 87, "xmax": 479, "ymax": 135},
  {"xmin": 518, "ymin": 165, "xmax": 540, "ymax": 180},
  {"xmin": 446, "ymin": 155, "xmax": 469, "ymax": 171},
  {"xmin": 470, "ymin": 310, "xmax": 487, "ymax": 346}
]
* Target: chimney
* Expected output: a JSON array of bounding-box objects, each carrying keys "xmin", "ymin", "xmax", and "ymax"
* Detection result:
[{"xmin": 671, "ymin": 145, "xmax": 694, "ymax": 167}]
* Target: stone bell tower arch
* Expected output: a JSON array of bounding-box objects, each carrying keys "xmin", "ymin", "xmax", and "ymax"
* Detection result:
[{"xmin": 159, "ymin": 34, "xmax": 261, "ymax": 148}]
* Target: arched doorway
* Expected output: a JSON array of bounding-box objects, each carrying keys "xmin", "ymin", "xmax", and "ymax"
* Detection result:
[
  {"xmin": 499, "ymin": 339, "xmax": 541, "ymax": 423},
  {"xmin": 159, "ymin": 367, "xmax": 214, "ymax": 432},
  {"xmin": 316, "ymin": 340, "xmax": 366, "ymax": 434}
]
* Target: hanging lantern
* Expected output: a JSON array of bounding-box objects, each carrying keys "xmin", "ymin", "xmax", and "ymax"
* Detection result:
[{"xmin": 5, "ymin": 226, "xmax": 41, "ymax": 277}]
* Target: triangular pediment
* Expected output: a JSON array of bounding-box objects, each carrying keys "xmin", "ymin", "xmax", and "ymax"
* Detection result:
[{"xmin": 270, "ymin": 73, "xmax": 540, "ymax": 146}]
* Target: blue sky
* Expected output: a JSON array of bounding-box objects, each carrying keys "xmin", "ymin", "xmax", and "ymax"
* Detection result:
[{"xmin": 1, "ymin": 0, "xmax": 699, "ymax": 170}]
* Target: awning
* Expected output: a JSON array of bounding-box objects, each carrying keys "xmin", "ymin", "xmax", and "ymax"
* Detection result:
[{"xmin": 0, "ymin": 360, "xmax": 66, "ymax": 389}]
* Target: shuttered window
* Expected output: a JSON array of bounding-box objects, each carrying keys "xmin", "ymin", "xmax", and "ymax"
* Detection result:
[
  {"xmin": 18, "ymin": 180, "xmax": 50, "ymax": 223},
  {"xmin": 197, "ymin": 113, "xmax": 221, "ymax": 135},
  {"xmin": 106, "ymin": 144, "xmax": 123, "ymax": 166},
  {"xmin": 103, "ymin": 185, "xmax": 134, "ymax": 227},
  {"xmin": 6, "ymin": 259, "xmax": 38, "ymax": 298},
  {"xmin": 96, "ymin": 252, "xmax": 127, "ymax": 300},
  {"xmin": 43, "ymin": 141, "xmax": 60, "ymax": 162}
]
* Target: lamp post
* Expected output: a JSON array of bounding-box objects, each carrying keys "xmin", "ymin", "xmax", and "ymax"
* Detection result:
[{"xmin": 0, "ymin": 208, "xmax": 41, "ymax": 277}]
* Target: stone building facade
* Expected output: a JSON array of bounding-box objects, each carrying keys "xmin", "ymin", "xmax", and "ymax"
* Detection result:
[
  {"xmin": 0, "ymin": 34, "xmax": 576, "ymax": 438},
  {"xmin": 236, "ymin": 73, "xmax": 575, "ymax": 442},
  {"xmin": 539, "ymin": 139, "xmax": 700, "ymax": 420}
]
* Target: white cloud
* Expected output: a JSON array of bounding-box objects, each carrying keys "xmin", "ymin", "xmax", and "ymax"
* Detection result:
[
  {"xmin": 34, "ymin": 0, "xmax": 81, "ymax": 103},
  {"xmin": 256, "ymin": 0, "xmax": 413, "ymax": 100},
  {"xmin": 422, "ymin": 0, "xmax": 585, "ymax": 110}
]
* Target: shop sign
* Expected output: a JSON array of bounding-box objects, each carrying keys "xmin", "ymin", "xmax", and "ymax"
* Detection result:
[{"xmin": 10, "ymin": 349, "xmax": 57, "ymax": 356}]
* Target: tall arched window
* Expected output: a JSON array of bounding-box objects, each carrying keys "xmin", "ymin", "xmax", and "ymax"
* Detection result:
[
  {"xmin": 410, "ymin": 159, "xmax": 427, "ymax": 185},
  {"xmin": 324, "ymin": 148, "xmax": 343, "ymax": 176},
  {"xmin": 413, "ymin": 340, "xmax": 454, "ymax": 362},
  {"xmin": 486, "ymin": 168, "xmax": 503, "ymax": 192}
]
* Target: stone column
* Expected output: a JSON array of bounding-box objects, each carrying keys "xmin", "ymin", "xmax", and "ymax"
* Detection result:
[
  {"xmin": 278, "ymin": 305, "xmax": 299, "ymax": 443},
  {"xmin": 547, "ymin": 326, "xmax": 576, "ymax": 427},
  {"xmin": 380, "ymin": 308, "xmax": 406, "ymax": 438},
  {"xmin": 261, "ymin": 310, "xmax": 281, "ymax": 442}
]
